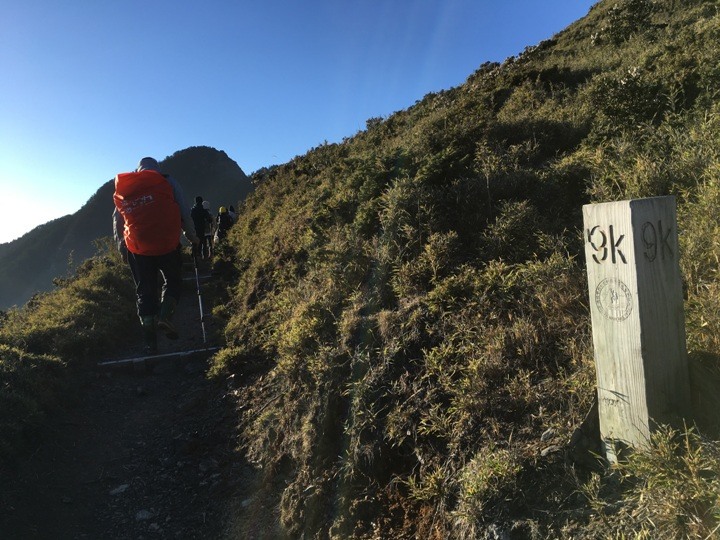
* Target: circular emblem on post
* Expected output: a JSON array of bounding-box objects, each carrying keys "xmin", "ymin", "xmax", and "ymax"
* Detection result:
[{"xmin": 595, "ymin": 278, "xmax": 633, "ymax": 321}]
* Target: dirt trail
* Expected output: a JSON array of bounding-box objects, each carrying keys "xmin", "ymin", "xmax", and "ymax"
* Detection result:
[{"xmin": 0, "ymin": 258, "xmax": 259, "ymax": 539}]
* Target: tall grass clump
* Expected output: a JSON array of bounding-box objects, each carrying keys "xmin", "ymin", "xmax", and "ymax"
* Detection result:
[{"xmin": 578, "ymin": 426, "xmax": 720, "ymax": 539}]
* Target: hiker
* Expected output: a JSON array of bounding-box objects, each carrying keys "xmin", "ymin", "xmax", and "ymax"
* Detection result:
[
  {"xmin": 202, "ymin": 200, "xmax": 215, "ymax": 257},
  {"xmin": 228, "ymin": 205, "xmax": 237, "ymax": 221},
  {"xmin": 191, "ymin": 195, "xmax": 214, "ymax": 260},
  {"xmin": 215, "ymin": 206, "xmax": 234, "ymax": 243},
  {"xmin": 113, "ymin": 157, "xmax": 200, "ymax": 354}
]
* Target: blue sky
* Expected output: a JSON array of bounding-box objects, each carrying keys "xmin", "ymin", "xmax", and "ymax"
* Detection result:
[{"xmin": 1, "ymin": 0, "xmax": 597, "ymax": 244}]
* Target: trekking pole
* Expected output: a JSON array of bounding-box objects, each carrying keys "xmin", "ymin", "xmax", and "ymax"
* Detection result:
[{"xmin": 193, "ymin": 253, "xmax": 208, "ymax": 345}]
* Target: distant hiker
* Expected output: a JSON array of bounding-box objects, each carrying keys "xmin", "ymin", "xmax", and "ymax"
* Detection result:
[
  {"xmin": 191, "ymin": 196, "xmax": 214, "ymax": 260},
  {"xmin": 113, "ymin": 157, "xmax": 200, "ymax": 354},
  {"xmin": 202, "ymin": 200, "xmax": 215, "ymax": 258},
  {"xmin": 215, "ymin": 206, "xmax": 234, "ymax": 243},
  {"xmin": 228, "ymin": 205, "xmax": 237, "ymax": 221}
]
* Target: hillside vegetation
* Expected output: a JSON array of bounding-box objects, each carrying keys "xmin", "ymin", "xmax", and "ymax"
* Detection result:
[
  {"xmin": 0, "ymin": 242, "xmax": 136, "ymax": 462},
  {"xmin": 2, "ymin": 0, "xmax": 720, "ymax": 538},
  {"xmin": 213, "ymin": 0, "xmax": 720, "ymax": 537}
]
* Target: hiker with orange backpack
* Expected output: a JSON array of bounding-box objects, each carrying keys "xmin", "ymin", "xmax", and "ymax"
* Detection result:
[{"xmin": 112, "ymin": 157, "xmax": 200, "ymax": 354}]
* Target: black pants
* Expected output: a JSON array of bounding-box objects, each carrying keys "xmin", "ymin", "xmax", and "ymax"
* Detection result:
[
  {"xmin": 127, "ymin": 246, "xmax": 182, "ymax": 318},
  {"xmin": 201, "ymin": 234, "xmax": 213, "ymax": 258}
]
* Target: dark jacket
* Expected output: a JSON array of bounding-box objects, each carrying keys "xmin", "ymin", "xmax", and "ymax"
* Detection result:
[{"xmin": 191, "ymin": 204, "xmax": 214, "ymax": 237}]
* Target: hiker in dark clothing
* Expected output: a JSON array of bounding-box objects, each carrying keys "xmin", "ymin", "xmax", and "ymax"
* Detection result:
[
  {"xmin": 113, "ymin": 157, "xmax": 200, "ymax": 354},
  {"xmin": 202, "ymin": 201, "xmax": 215, "ymax": 258},
  {"xmin": 215, "ymin": 206, "xmax": 234, "ymax": 243},
  {"xmin": 191, "ymin": 196, "xmax": 214, "ymax": 260}
]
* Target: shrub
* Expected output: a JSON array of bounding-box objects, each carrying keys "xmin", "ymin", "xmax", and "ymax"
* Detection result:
[
  {"xmin": 452, "ymin": 445, "xmax": 522, "ymax": 537},
  {"xmin": 589, "ymin": 68, "xmax": 666, "ymax": 137}
]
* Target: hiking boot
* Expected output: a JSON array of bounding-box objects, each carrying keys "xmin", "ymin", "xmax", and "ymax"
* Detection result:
[
  {"xmin": 141, "ymin": 315, "xmax": 158, "ymax": 354},
  {"xmin": 157, "ymin": 319, "xmax": 178, "ymax": 340},
  {"xmin": 158, "ymin": 297, "xmax": 179, "ymax": 340}
]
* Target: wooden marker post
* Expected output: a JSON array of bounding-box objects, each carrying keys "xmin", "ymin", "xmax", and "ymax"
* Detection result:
[{"xmin": 583, "ymin": 196, "xmax": 690, "ymax": 462}]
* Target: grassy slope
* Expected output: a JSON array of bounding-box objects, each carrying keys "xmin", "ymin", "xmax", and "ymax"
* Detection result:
[
  {"xmin": 215, "ymin": 0, "xmax": 720, "ymax": 537},
  {"xmin": 0, "ymin": 242, "xmax": 136, "ymax": 465}
]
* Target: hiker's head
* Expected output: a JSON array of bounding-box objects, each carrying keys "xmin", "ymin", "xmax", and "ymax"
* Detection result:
[
  {"xmin": 195, "ymin": 196, "xmax": 203, "ymax": 205},
  {"xmin": 136, "ymin": 157, "xmax": 160, "ymax": 172},
  {"xmin": 219, "ymin": 206, "xmax": 227, "ymax": 214}
]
